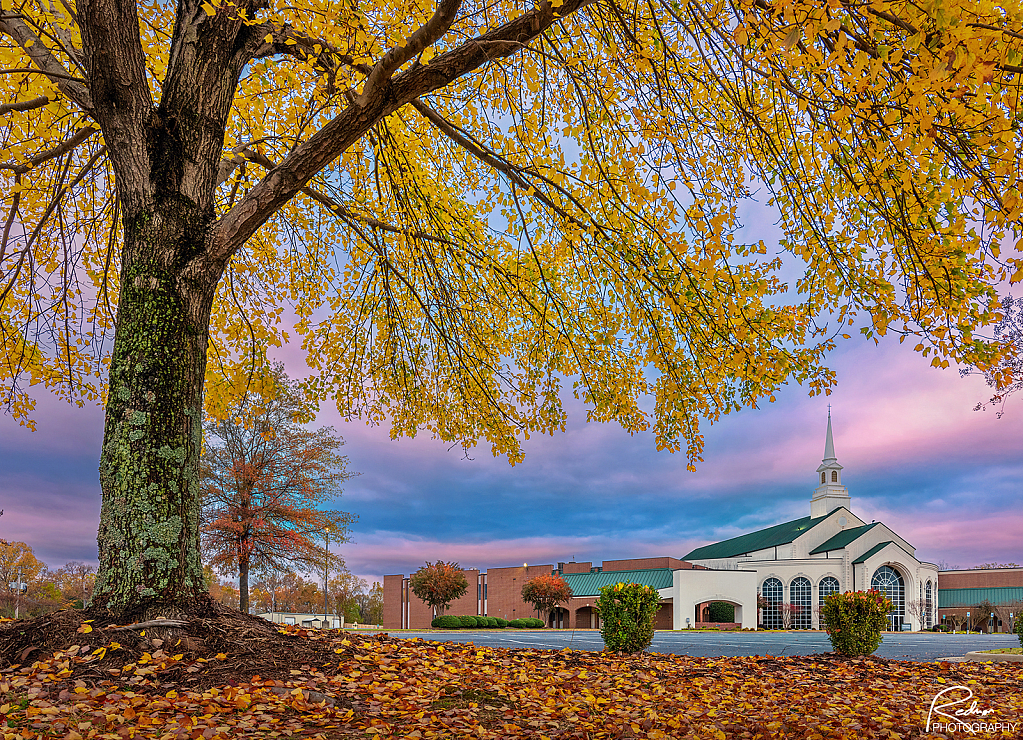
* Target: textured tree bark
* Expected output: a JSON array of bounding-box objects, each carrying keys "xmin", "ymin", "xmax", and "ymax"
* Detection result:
[
  {"xmin": 91, "ymin": 201, "xmax": 221, "ymax": 618},
  {"xmin": 239, "ymin": 557, "xmax": 250, "ymax": 614}
]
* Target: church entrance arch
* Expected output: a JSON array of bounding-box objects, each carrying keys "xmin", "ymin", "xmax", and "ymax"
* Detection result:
[{"xmin": 871, "ymin": 565, "xmax": 905, "ymax": 631}]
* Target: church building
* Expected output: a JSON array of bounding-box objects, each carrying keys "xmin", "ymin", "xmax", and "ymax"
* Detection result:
[
  {"xmin": 681, "ymin": 412, "xmax": 940, "ymax": 631},
  {"xmin": 383, "ymin": 414, "xmax": 940, "ymax": 631}
]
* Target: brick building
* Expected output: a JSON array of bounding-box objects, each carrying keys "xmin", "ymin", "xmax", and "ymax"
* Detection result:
[
  {"xmin": 937, "ymin": 567, "xmax": 1023, "ymax": 632},
  {"xmin": 383, "ymin": 556, "xmax": 761, "ymax": 630}
]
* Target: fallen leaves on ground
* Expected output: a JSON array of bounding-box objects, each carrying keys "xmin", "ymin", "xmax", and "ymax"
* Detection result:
[{"xmin": 2, "ymin": 626, "xmax": 1021, "ymax": 739}]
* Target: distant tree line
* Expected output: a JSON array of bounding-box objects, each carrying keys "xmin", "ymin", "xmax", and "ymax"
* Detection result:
[
  {"xmin": 0, "ymin": 539, "xmax": 382, "ymax": 625},
  {"xmin": 0, "ymin": 540, "xmax": 97, "ymax": 617}
]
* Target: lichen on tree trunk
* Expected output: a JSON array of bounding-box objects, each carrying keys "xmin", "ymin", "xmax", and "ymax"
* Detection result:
[{"xmin": 91, "ymin": 205, "xmax": 219, "ymax": 617}]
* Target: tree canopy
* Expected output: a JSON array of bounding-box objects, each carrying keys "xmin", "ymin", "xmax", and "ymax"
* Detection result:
[
  {"xmin": 521, "ymin": 573, "xmax": 573, "ymax": 615},
  {"xmin": 201, "ymin": 367, "xmax": 354, "ymax": 613},
  {"xmin": 1, "ymin": 0, "xmax": 1020, "ymax": 614},
  {"xmin": 409, "ymin": 561, "xmax": 468, "ymax": 615}
]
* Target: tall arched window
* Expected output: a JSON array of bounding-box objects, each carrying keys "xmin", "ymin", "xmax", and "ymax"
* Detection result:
[
  {"xmin": 821, "ymin": 472, "xmax": 826, "ymax": 484},
  {"xmin": 761, "ymin": 578, "xmax": 783, "ymax": 630},
  {"xmin": 925, "ymin": 581, "xmax": 933, "ymax": 629},
  {"xmin": 831, "ymin": 470, "xmax": 838, "ymax": 482},
  {"xmin": 819, "ymin": 576, "xmax": 840, "ymax": 604},
  {"xmin": 791, "ymin": 577, "xmax": 812, "ymax": 629},
  {"xmin": 871, "ymin": 565, "xmax": 905, "ymax": 631}
]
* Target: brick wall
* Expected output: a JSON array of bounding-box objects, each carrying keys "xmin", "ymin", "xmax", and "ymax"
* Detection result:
[
  {"xmin": 403, "ymin": 568, "xmax": 481, "ymax": 628},
  {"xmin": 559, "ymin": 562, "xmax": 593, "ymax": 574},
  {"xmin": 938, "ymin": 568, "xmax": 1023, "ymax": 589},
  {"xmin": 485, "ymin": 564, "xmax": 555, "ymax": 620},
  {"xmin": 382, "ymin": 575, "xmax": 404, "ymax": 629},
  {"xmin": 600, "ymin": 557, "xmax": 704, "ymax": 571}
]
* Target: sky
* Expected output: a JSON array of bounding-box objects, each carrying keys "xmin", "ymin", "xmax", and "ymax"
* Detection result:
[{"xmin": 2, "ymin": 327, "xmax": 1021, "ymax": 587}]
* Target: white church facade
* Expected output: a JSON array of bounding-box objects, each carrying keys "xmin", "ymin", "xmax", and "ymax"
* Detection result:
[{"xmin": 675, "ymin": 413, "xmax": 940, "ymax": 631}]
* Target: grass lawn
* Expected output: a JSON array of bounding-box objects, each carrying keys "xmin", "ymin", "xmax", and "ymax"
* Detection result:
[{"xmin": 976, "ymin": 647, "xmax": 1023, "ymax": 654}]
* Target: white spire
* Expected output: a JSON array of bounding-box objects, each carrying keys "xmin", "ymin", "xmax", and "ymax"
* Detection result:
[
  {"xmin": 811, "ymin": 409, "xmax": 850, "ymax": 518},
  {"xmin": 823, "ymin": 408, "xmax": 836, "ymax": 461}
]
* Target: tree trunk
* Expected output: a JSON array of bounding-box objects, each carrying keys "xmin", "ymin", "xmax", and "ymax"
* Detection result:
[
  {"xmin": 239, "ymin": 557, "xmax": 249, "ymax": 614},
  {"xmin": 91, "ymin": 202, "xmax": 220, "ymax": 618}
]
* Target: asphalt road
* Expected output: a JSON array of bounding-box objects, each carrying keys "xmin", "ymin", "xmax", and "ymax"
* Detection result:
[{"xmin": 360, "ymin": 630, "xmax": 1021, "ymax": 662}]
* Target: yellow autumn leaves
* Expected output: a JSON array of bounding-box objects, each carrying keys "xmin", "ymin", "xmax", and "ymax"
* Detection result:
[{"xmin": 2, "ymin": 0, "xmax": 1020, "ymax": 461}]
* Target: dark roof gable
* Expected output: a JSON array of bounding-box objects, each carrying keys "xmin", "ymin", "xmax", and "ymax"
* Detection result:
[
  {"xmin": 809, "ymin": 522, "xmax": 880, "ymax": 554},
  {"xmin": 682, "ymin": 515, "xmax": 829, "ymax": 560}
]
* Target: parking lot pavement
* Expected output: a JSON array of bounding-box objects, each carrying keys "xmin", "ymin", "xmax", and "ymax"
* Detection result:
[{"xmin": 359, "ymin": 630, "xmax": 1022, "ymax": 662}]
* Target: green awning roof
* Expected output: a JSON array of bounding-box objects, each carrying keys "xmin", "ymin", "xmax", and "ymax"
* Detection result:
[
  {"xmin": 851, "ymin": 541, "xmax": 894, "ymax": 564},
  {"xmin": 682, "ymin": 515, "xmax": 827, "ymax": 560},
  {"xmin": 810, "ymin": 523, "xmax": 879, "ymax": 554},
  {"xmin": 561, "ymin": 568, "xmax": 674, "ymax": 597},
  {"xmin": 938, "ymin": 587, "xmax": 1023, "ymax": 608}
]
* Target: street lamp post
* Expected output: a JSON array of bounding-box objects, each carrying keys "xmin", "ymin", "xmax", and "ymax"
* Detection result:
[{"xmin": 324, "ymin": 526, "xmax": 331, "ymax": 628}]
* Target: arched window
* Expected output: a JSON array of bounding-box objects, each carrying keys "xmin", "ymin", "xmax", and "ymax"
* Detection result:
[
  {"xmin": 819, "ymin": 576, "xmax": 840, "ymax": 605},
  {"xmin": 791, "ymin": 577, "xmax": 812, "ymax": 629},
  {"xmin": 871, "ymin": 565, "xmax": 905, "ymax": 631},
  {"xmin": 821, "ymin": 472, "xmax": 826, "ymax": 484},
  {"xmin": 925, "ymin": 581, "xmax": 933, "ymax": 629},
  {"xmin": 831, "ymin": 470, "xmax": 838, "ymax": 482},
  {"xmin": 761, "ymin": 578, "xmax": 783, "ymax": 630}
]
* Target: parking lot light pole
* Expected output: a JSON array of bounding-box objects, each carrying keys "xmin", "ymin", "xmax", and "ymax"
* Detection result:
[{"xmin": 324, "ymin": 527, "xmax": 331, "ymax": 628}]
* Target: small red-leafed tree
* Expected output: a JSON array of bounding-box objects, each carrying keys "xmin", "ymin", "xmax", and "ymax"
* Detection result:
[
  {"xmin": 521, "ymin": 574, "xmax": 573, "ymax": 620},
  {"xmin": 409, "ymin": 561, "xmax": 468, "ymax": 617},
  {"xmin": 201, "ymin": 367, "xmax": 356, "ymax": 613}
]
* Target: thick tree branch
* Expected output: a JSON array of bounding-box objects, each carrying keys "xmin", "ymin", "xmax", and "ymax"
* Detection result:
[
  {"xmin": 359, "ymin": 0, "xmax": 463, "ymax": 105},
  {"xmin": 0, "ymin": 16, "xmax": 94, "ymax": 112},
  {"xmin": 220, "ymin": 145, "xmax": 453, "ymax": 245},
  {"xmin": 211, "ymin": 0, "xmax": 595, "ymax": 262},
  {"xmin": 0, "ymin": 95, "xmax": 50, "ymax": 116},
  {"xmin": 0, "ymin": 125, "xmax": 99, "ymax": 174},
  {"xmin": 78, "ymin": 0, "xmax": 153, "ymax": 208}
]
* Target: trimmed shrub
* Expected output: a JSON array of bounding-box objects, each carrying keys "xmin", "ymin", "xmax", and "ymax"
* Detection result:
[
  {"xmin": 529, "ymin": 617, "xmax": 545, "ymax": 628},
  {"xmin": 508, "ymin": 618, "xmax": 525, "ymax": 628},
  {"xmin": 495, "ymin": 618, "xmax": 508, "ymax": 628},
  {"xmin": 485, "ymin": 617, "xmax": 498, "ymax": 627},
  {"xmin": 820, "ymin": 590, "xmax": 893, "ymax": 656},
  {"xmin": 434, "ymin": 615, "xmax": 461, "ymax": 629},
  {"xmin": 1015, "ymin": 614, "xmax": 1023, "ymax": 649},
  {"xmin": 596, "ymin": 582, "xmax": 661, "ymax": 653},
  {"xmin": 708, "ymin": 601, "xmax": 735, "ymax": 623},
  {"xmin": 458, "ymin": 615, "xmax": 478, "ymax": 628}
]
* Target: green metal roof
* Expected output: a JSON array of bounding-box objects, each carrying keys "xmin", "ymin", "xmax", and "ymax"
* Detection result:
[
  {"xmin": 851, "ymin": 541, "xmax": 894, "ymax": 564},
  {"xmin": 938, "ymin": 587, "xmax": 1023, "ymax": 608},
  {"xmin": 809, "ymin": 523, "xmax": 879, "ymax": 554},
  {"xmin": 682, "ymin": 515, "xmax": 827, "ymax": 560},
  {"xmin": 561, "ymin": 568, "xmax": 674, "ymax": 597}
]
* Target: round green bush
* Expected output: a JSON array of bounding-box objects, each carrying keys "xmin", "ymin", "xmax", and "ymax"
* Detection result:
[
  {"xmin": 434, "ymin": 615, "xmax": 461, "ymax": 629},
  {"xmin": 507, "ymin": 618, "xmax": 525, "ymax": 628},
  {"xmin": 596, "ymin": 582, "xmax": 661, "ymax": 653},
  {"xmin": 495, "ymin": 618, "xmax": 508, "ymax": 628},
  {"xmin": 530, "ymin": 617, "xmax": 545, "ymax": 628},
  {"xmin": 820, "ymin": 589, "xmax": 893, "ymax": 656},
  {"xmin": 1014, "ymin": 614, "xmax": 1023, "ymax": 649},
  {"xmin": 485, "ymin": 617, "xmax": 498, "ymax": 627},
  {"xmin": 458, "ymin": 615, "xmax": 478, "ymax": 628}
]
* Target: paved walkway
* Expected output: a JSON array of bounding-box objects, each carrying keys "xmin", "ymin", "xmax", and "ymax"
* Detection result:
[{"xmin": 360, "ymin": 630, "xmax": 1021, "ymax": 662}]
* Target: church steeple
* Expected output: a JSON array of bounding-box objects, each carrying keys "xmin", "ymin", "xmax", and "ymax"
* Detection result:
[{"xmin": 811, "ymin": 409, "xmax": 851, "ymax": 518}]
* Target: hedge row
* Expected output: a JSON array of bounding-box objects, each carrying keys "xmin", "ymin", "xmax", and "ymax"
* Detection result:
[{"xmin": 431, "ymin": 616, "xmax": 545, "ymax": 629}]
